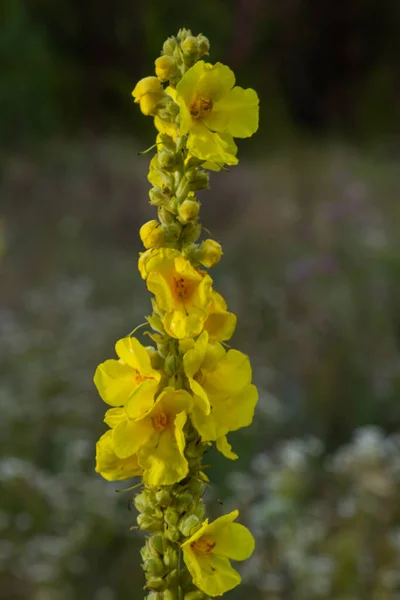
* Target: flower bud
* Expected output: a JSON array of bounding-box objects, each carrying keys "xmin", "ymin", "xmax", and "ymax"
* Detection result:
[
  {"xmin": 162, "ymin": 591, "xmax": 178, "ymax": 600},
  {"xmin": 149, "ymin": 186, "xmax": 167, "ymax": 207},
  {"xmin": 165, "ymin": 353, "xmax": 179, "ymax": 376},
  {"xmin": 174, "ymin": 491, "xmax": 194, "ymax": 513},
  {"xmin": 146, "ymin": 346, "xmax": 164, "ymax": 369},
  {"xmin": 155, "ymin": 55, "xmax": 177, "ymax": 82},
  {"xmin": 186, "ymin": 168, "xmax": 209, "ymax": 191},
  {"xmin": 158, "ymin": 206, "xmax": 175, "ymax": 226},
  {"xmin": 157, "ymin": 148, "xmax": 177, "ymax": 170},
  {"xmin": 137, "ymin": 513, "xmax": 163, "ymax": 532},
  {"xmin": 163, "ymin": 222, "xmax": 183, "ymax": 244},
  {"xmin": 165, "ymin": 569, "xmax": 179, "ymax": 588},
  {"xmin": 197, "ymin": 35, "xmax": 210, "ymax": 57},
  {"xmin": 134, "ymin": 492, "xmax": 152, "ymax": 513},
  {"xmin": 180, "ymin": 223, "xmax": 201, "ymax": 246},
  {"xmin": 178, "ymin": 199, "xmax": 199, "ymax": 224},
  {"xmin": 163, "ymin": 37, "xmax": 177, "ymax": 55},
  {"xmin": 199, "ymin": 239, "xmax": 222, "ymax": 267},
  {"xmin": 149, "ymin": 534, "xmax": 165, "ymax": 557},
  {"xmin": 165, "ymin": 524, "xmax": 180, "ymax": 542},
  {"xmin": 178, "ymin": 514, "xmax": 201, "ymax": 537},
  {"xmin": 181, "ymin": 36, "xmax": 198, "ymax": 56},
  {"xmin": 175, "ymin": 176, "xmax": 190, "ymax": 200},
  {"xmin": 155, "ymin": 488, "xmax": 172, "ymax": 507},
  {"xmin": 140, "ymin": 220, "xmax": 165, "ymax": 249},
  {"xmin": 147, "ymin": 593, "xmax": 163, "ymax": 600},
  {"xmin": 164, "ymin": 506, "xmax": 179, "ymax": 526},
  {"xmin": 145, "ymin": 577, "xmax": 165, "ymax": 592},
  {"xmin": 144, "ymin": 556, "xmax": 166, "ymax": 577},
  {"xmin": 139, "ymin": 93, "xmax": 165, "ymax": 116},
  {"xmin": 163, "ymin": 546, "xmax": 178, "ymax": 569},
  {"xmin": 184, "ymin": 592, "xmax": 207, "ymax": 600},
  {"xmin": 132, "ymin": 77, "xmax": 163, "ymax": 101}
]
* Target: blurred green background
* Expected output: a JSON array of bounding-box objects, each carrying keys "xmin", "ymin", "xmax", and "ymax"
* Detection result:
[{"xmin": 1, "ymin": 1, "xmax": 400, "ymax": 599}]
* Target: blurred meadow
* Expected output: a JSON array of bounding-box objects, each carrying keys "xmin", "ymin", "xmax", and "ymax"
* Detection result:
[{"xmin": 1, "ymin": 1, "xmax": 400, "ymax": 599}]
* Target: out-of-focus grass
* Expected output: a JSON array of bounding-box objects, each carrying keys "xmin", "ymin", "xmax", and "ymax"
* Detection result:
[{"xmin": 1, "ymin": 138, "xmax": 400, "ymax": 599}]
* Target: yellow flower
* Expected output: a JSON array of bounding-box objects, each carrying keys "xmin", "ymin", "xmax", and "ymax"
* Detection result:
[
  {"xmin": 94, "ymin": 337, "xmax": 161, "ymax": 414},
  {"xmin": 110, "ymin": 387, "xmax": 192, "ymax": 486},
  {"xmin": 181, "ymin": 510, "xmax": 255, "ymax": 597},
  {"xmin": 155, "ymin": 55, "xmax": 177, "ymax": 82},
  {"xmin": 95, "ymin": 430, "xmax": 142, "ymax": 481},
  {"xmin": 203, "ymin": 291, "xmax": 237, "ymax": 341},
  {"xmin": 175, "ymin": 61, "xmax": 259, "ymax": 166},
  {"xmin": 132, "ymin": 76, "xmax": 165, "ymax": 116},
  {"xmin": 183, "ymin": 331, "xmax": 258, "ymax": 457},
  {"xmin": 143, "ymin": 248, "xmax": 213, "ymax": 339}
]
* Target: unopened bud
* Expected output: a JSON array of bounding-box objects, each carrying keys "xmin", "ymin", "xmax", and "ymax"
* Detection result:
[
  {"xmin": 140, "ymin": 92, "xmax": 166, "ymax": 117},
  {"xmin": 197, "ymin": 35, "xmax": 210, "ymax": 57},
  {"xmin": 162, "ymin": 591, "xmax": 178, "ymax": 600},
  {"xmin": 184, "ymin": 592, "xmax": 207, "ymax": 600},
  {"xmin": 178, "ymin": 199, "xmax": 199, "ymax": 224},
  {"xmin": 149, "ymin": 534, "xmax": 165, "ymax": 557},
  {"xmin": 175, "ymin": 176, "xmax": 190, "ymax": 200},
  {"xmin": 163, "ymin": 222, "xmax": 182, "ymax": 244},
  {"xmin": 199, "ymin": 239, "xmax": 222, "ymax": 267},
  {"xmin": 178, "ymin": 514, "xmax": 201, "ymax": 537},
  {"xmin": 144, "ymin": 556, "xmax": 166, "ymax": 577},
  {"xmin": 181, "ymin": 36, "xmax": 198, "ymax": 56},
  {"xmin": 137, "ymin": 513, "xmax": 163, "ymax": 532},
  {"xmin": 186, "ymin": 169, "xmax": 209, "ymax": 191},
  {"xmin": 147, "ymin": 593, "xmax": 163, "ymax": 600},
  {"xmin": 140, "ymin": 220, "xmax": 165, "ymax": 249},
  {"xmin": 165, "ymin": 524, "xmax": 180, "ymax": 542},
  {"xmin": 174, "ymin": 491, "xmax": 194, "ymax": 513},
  {"xmin": 146, "ymin": 346, "xmax": 164, "ymax": 369},
  {"xmin": 158, "ymin": 206, "xmax": 175, "ymax": 226},
  {"xmin": 163, "ymin": 37, "xmax": 177, "ymax": 55},
  {"xmin": 165, "ymin": 569, "xmax": 179, "ymax": 588},
  {"xmin": 164, "ymin": 506, "xmax": 179, "ymax": 526},
  {"xmin": 155, "ymin": 55, "xmax": 178, "ymax": 82},
  {"xmin": 155, "ymin": 488, "xmax": 172, "ymax": 507},
  {"xmin": 180, "ymin": 223, "xmax": 201, "ymax": 245},
  {"xmin": 145, "ymin": 577, "xmax": 165, "ymax": 592},
  {"xmin": 158, "ymin": 148, "xmax": 177, "ymax": 170},
  {"xmin": 132, "ymin": 77, "xmax": 163, "ymax": 101},
  {"xmin": 149, "ymin": 186, "xmax": 167, "ymax": 207},
  {"xmin": 165, "ymin": 354, "xmax": 180, "ymax": 376},
  {"xmin": 163, "ymin": 546, "xmax": 178, "ymax": 569}
]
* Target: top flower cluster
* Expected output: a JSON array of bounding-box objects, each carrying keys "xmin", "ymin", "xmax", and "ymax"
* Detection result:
[{"xmin": 132, "ymin": 31, "xmax": 259, "ymax": 168}]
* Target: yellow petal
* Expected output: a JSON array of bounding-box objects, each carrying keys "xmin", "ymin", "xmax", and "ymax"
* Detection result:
[
  {"xmin": 104, "ymin": 407, "xmax": 125, "ymax": 428},
  {"xmin": 203, "ymin": 310, "xmax": 237, "ymax": 342},
  {"xmin": 189, "ymin": 378, "xmax": 210, "ymax": 415},
  {"xmin": 115, "ymin": 337, "xmax": 159, "ymax": 379},
  {"xmin": 196, "ymin": 62, "xmax": 236, "ymax": 102},
  {"xmin": 95, "ymin": 430, "xmax": 142, "ymax": 481},
  {"xmin": 93, "ymin": 359, "xmax": 135, "ymax": 407},
  {"xmin": 182, "ymin": 547, "xmax": 241, "ymax": 597},
  {"xmin": 214, "ymin": 383, "xmax": 258, "ymax": 434},
  {"xmin": 124, "ymin": 379, "xmax": 159, "ymax": 419},
  {"xmin": 183, "ymin": 331, "xmax": 209, "ymax": 377},
  {"xmin": 154, "ymin": 115, "xmax": 178, "ymax": 138},
  {"xmin": 163, "ymin": 310, "xmax": 205, "ymax": 340},
  {"xmin": 204, "ymin": 86, "xmax": 259, "ymax": 138},
  {"xmin": 187, "ymin": 123, "xmax": 238, "ymax": 166},
  {"xmin": 213, "ymin": 522, "xmax": 255, "ymax": 561},
  {"xmin": 202, "ymin": 349, "xmax": 252, "ymax": 396},
  {"xmin": 216, "ymin": 435, "xmax": 238, "ymax": 460},
  {"xmin": 139, "ymin": 424, "xmax": 188, "ymax": 486},
  {"xmin": 147, "ymin": 271, "xmax": 175, "ymax": 310},
  {"xmin": 147, "ymin": 387, "xmax": 192, "ymax": 419},
  {"xmin": 112, "ymin": 416, "xmax": 153, "ymax": 459}
]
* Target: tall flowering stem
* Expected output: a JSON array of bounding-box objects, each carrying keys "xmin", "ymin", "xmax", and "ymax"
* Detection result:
[{"xmin": 94, "ymin": 29, "xmax": 259, "ymax": 599}]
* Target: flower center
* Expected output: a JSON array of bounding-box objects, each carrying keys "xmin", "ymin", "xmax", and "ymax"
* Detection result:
[
  {"xmin": 173, "ymin": 276, "xmax": 190, "ymax": 300},
  {"xmin": 152, "ymin": 412, "xmax": 169, "ymax": 431},
  {"xmin": 191, "ymin": 537, "xmax": 216, "ymax": 556},
  {"xmin": 134, "ymin": 371, "xmax": 153, "ymax": 386},
  {"xmin": 190, "ymin": 96, "xmax": 213, "ymax": 119}
]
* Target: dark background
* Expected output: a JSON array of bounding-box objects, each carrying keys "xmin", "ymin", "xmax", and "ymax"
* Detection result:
[{"xmin": 1, "ymin": 2, "xmax": 400, "ymax": 599}]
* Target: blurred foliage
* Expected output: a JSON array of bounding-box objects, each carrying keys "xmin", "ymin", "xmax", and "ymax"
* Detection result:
[
  {"xmin": 1, "ymin": 0, "xmax": 400, "ymax": 146},
  {"xmin": 2, "ymin": 141, "xmax": 400, "ymax": 598}
]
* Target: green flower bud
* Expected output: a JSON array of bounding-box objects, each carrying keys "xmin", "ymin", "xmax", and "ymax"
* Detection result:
[
  {"xmin": 163, "ymin": 546, "xmax": 178, "ymax": 569},
  {"xmin": 134, "ymin": 492, "xmax": 151, "ymax": 513},
  {"xmin": 162, "ymin": 590, "xmax": 178, "ymax": 600},
  {"xmin": 165, "ymin": 568, "xmax": 179, "ymax": 588},
  {"xmin": 144, "ymin": 556, "xmax": 166, "ymax": 577},
  {"xmin": 155, "ymin": 488, "xmax": 172, "ymax": 507},
  {"xmin": 198, "ymin": 239, "xmax": 222, "ymax": 267},
  {"xmin": 186, "ymin": 169, "xmax": 209, "ymax": 191},
  {"xmin": 145, "ymin": 576, "xmax": 165, "ymax": 592},
  {"xmin": 178, "ymin": 514, "xmax": 201, "ymax": 537},
  {"xmin": 163, "ymin": 222, "xmax": 182, "ymax": 243},
  {"xmin": 197, "ymin": 35, "xmax": 210, "ymax": 57},
  {"xmin": 176, "ymin": 176, "xmax": 190, "ymax": 200},
  {"xmin": 149, "ymin": 534, "xmax": 165, "ymax": 557},
  {"xmin": 178, "ymin": 199, "xmax": 199, "ymax": 224},
  {"xmin": 157, "ymin": 98, "xmax": 179, "ymax": 121},
  {"xmin": 174, "ymin": 490, "xmax": 194, "ymax": 513},
  {"xmin": 165, "ymin": 524, "xmax": 181, "ymax": 542},
  {"xmin": 164, "ymin": 506, "xmax": 180, "ymax": 526},
  {"xmin": 146, "ymin": 346, "xmax": 164, "ymax": 369},
  {"xmin": 158, "ymin": 148, "xmax": 177, "ymax": 170},
  {"xmin": 155, "ymin": 55, "xmax": 177, "ymax": 82},
  {"xmin": 137, "ymin": 513, "xmax": 163, "ymax": 532},
  {"xmin": 192, "ymin": 499, "xmax": 205, "ymax": 521},
  {"xmin": 158, "ymin": 206, "xmax": 175, "ymax": 226},
  {"xmin": 163, "ymin": 37, "xmax": 177, "ymax": 55},
  {"xmin": 184, "ymin": 592, "xmax": 207, "ymax": 600},
  {"xmin": 180, "ymin": 223, "xmax": 201, "ymax": 245},
  {"xmin": 149, "ymin": 186, "xmax": 167, "ymax": 207},
  {"xmin": 158, "ymin": 170, "xmax": 175, "ymax": 189},
  {"xmin": 147, "ymin": 593, "xmax": 163, "ymax": 600},
  {"xmin": 181, "ymin": 36, "xmax": 198, "ymax": 56},
  {"xmin": 188, "ymin": 478, "xmax": 206, "ymax": 497},
  {"xmin": 164, "ymin": 353, "xmax": 180, "ymax": 376}
]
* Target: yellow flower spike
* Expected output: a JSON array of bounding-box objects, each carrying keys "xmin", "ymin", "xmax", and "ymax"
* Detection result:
[
  {"xmin": 183, "ymin": 335, "xmax": 258, "ymax": 451},
  {"xmin": 203, "ymin": 290, "xmax": 237, "ymax": 341},
  {"xmin": 140, "ymin": 220, "xmax": 165, "ymax": 249},
  {"xmin": 145, "ymin": 250, "xmax": 213, "ymax": 339},
  {"xmin": 181, "ymin": 510, "xmax": 255, "ymax": 597},
  {"xmin": 95, "ymin": 430, "xmax": 142, "ymax": 481},
  {"xmin": 175, "ymin": 60, "xmax": 259, "ymax": 165},
  {"xmin": 198, "ymin": 239, "xmax": 222, "ymax": 268},
  {"xmin": 93, "ymin": 336, "xmax": 161, "ymax": 410}
]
